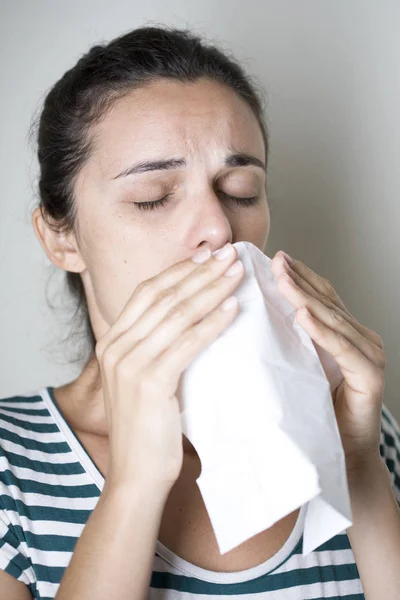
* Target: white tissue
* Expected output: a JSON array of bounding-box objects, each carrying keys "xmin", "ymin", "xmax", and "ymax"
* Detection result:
[{"xmin": 176, "ymin": 241, "xmax": 352, "ymax": 556}]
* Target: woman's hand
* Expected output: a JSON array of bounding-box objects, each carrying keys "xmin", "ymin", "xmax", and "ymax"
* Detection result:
[
  {"xmin": 270, "ymin": 250, "xmax": 386, "ymax": 473},
  {"xmin": 95, "ymin": 243, "xmax": 244, "ymax": 494}
]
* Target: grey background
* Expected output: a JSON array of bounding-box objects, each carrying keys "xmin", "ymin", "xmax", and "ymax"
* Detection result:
[{"xmin": 1, "ymin": 1, "xmax": 399, "ymax": 420}]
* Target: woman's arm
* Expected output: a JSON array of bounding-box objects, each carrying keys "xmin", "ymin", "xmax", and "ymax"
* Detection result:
[
  {"xmin": 54, "ymin": 481, "xmax": 170, "ymax": 600},
  {"xmin": 346, "ymin": 456, "xmax": 400, "ymax": 600}
]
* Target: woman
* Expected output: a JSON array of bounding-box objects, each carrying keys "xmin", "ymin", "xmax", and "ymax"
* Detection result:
[{"xmin": 0, "ymin": 25, "xmax": 399, "ymax": 600}]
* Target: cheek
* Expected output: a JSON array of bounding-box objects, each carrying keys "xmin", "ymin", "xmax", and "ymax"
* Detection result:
[
  {"xmin": 254, "ymin": 200, "xmax": 270, "ymax": 235},
  {"xmin": 79, "ymin": 228, "xmax": 149, "ymax": 321},
  {"xmin": 252, "ymin": 212, "xmax": 269, "ymax": 250},
  {"xmin": 235, "ymin": 202, "xmax": 270, "ymax": 241},
  {"xmin": 100, "ymin": 249, "xmax": 175, "ymax": 326},
  {"xmin": 88, "ymin": 262, "xmax": 148, "ymax": 329}
]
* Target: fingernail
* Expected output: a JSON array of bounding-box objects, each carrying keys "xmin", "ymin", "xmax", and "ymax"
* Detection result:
[
  {"xmin": 224, "ymin": 260, "xmax": 243, "ymax": 276},
  {"xmin": 221, "ymin": 296, "xmax": 238, "ymax": 311},
  {"xmin": 280, "ymin": 251, "xmax": 293, "ymax": 264},
  {"xmin": 192, "ymin": 248, "xmax": 212, "ymax": 263},
  {"xmin": 215, "ymin": 243, "xmax": 234, "ymax": 261}
]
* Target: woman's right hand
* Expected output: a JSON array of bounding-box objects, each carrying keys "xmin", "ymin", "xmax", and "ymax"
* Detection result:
[{"xmin": 95, "ymin": 243, "xmax": 245, "ymax": 494}]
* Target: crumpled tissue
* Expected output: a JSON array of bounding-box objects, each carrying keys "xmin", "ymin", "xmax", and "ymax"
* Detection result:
[{"xmin": 176, "ymin": 241, "xmax": 352, "ymax": 556}]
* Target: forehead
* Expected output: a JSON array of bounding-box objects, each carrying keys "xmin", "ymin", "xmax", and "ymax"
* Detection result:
[{"xmin": 92, "ymin": 77, "xmax": 265, "ymax": 172}]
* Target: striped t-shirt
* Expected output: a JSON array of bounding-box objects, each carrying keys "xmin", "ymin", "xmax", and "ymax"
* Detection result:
[{"xmin": 1, "ymin": 386, "xmax": 399, "ymax": 599}]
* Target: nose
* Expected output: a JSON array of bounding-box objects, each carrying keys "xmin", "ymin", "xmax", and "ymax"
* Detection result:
[{"xmin": 185, "ymin": 190, "xmax": 233, "ymax": 253}]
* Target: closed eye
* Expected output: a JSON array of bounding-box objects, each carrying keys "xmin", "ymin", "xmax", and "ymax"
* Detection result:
[{"xmin": 133, "ymin": 192, "xmax": 259, "ymax": 211}]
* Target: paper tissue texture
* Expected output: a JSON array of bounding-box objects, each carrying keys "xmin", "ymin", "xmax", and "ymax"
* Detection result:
[{"xmin": 177, "ymin": 241, "xmax": 353, "ymax": 556}]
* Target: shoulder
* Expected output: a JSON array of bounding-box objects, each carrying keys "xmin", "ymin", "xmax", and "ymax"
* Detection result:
[
  {"xmin": 0, "ymin": 387, "xmax": 61, "ymax": 491},
  {"xmin": 380, "ymin": 403, "xmax": 400, "ymax": 503},
  {"xmin": 0, "ymin": 390, "xmax": 47, "ymax": 591},
  {"xmin": 0, "ymin": 388, "xmax": 48, "ymax": 442},
  {"xmin": 0, "ymin": 387, "xmax": 54, "ymax": 446},
  {"xmin": 0, "ymin": 389, "xmax": 47, "ymax": 416}
]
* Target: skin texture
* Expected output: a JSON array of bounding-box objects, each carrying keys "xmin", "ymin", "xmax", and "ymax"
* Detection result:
[{"xmin": 32, "ymin": 76, "xmax": 270, "ymax": 452}]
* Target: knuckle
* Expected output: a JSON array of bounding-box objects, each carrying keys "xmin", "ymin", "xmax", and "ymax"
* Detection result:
[
  {"xmin": 181, "ymin": 327, "xmax": 200, "ymax": 349},
  {"xmin": 95, "ymin": 339, "xmax": 105, "ymax": 360},
  {"xmin": 102, "ymin": 345, "xmax": 119, "ymax": 370},
  {"xmin": 378, "ymin": 349, "xmax": 387, "ymax": 370},
  {"xmin": 134, "ymin": 278, "xmax": 154, "ymax": 301},
  {"xmin": 328, "ymin": 307, "xmax": 344, "ymax": 325},
  {"xmin": 337, "ymin": 332, "xmax": 352, "ymax": 351},
  {"xmin": 372, "ymin": 331, "xmax": 385, "ymax": 349},
  {"xmin": 156, "ymin": 287, "xmax": 179, "ymax": 309},
  {"xmin": 168, "ymin": 299, "xmax": 191, "ymax": 321},
  {"xmin": 322, "ymin": 277, "xmax": 336, "ymax": 298}
]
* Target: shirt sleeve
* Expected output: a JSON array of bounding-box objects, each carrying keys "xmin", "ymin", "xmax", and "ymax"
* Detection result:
[
  {"xmin": 380, "ymin": 403, "xmax": 400, "ymax": 505},
  {"xmin": 0, "ymin": 504, "xmax": 33, "ymax": 586},
  {"xmin": 0, "ymin": 444, "xmax": 34, "ymax": 588}
]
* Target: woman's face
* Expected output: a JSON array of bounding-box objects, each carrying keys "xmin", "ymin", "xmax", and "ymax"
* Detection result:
[{"xmin": 43, "ymin": 77, "xmax": 270, "ymax": 340}]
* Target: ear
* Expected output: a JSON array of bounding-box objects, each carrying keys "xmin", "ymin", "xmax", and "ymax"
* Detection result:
[{"xmin": 32, "ymin": 207, "xmax": 86, "ymax": 273}]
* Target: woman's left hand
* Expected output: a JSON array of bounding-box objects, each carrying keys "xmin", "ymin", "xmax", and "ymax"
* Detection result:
[{"xmin": 271, "ymin": 250, "xmax": 386, "ymax": 473}]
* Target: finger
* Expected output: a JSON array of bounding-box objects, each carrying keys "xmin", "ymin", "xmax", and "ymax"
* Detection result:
[
  {"xmin": 295, "ymin": 307, "xmax": 385, "ymax": 399},
  {"xmin": 140, "ymin": 290, "xmax": 239, "ymax": 393},
  {"xmin": 273, "ymin": 253, "xmax": 383, "ymax": 350},
  {"xmin": 282, "ymin": 273, "xmax": 386, "ymax": 368},
  {"xmin": 98, "ymin": 244, "xmax": 239, "ymax": 350},
  {"xmin": 112, "ymin": 270, "xmax": 244, "ymax": 389},
  {"xmin": 272, "ymin": 252, "xmax": 349, "ymax": 312},
  {"xmin": 114, "ymin": 261, "xmax": 244, "ymax": 367}
]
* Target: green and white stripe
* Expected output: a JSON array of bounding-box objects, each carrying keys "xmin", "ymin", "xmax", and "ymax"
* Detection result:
[{"xmin": 1, "ymin": 386, "xmax": 399, "ymax": 599}]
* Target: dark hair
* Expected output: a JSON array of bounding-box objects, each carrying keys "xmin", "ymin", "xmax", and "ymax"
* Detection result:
[{"xmin": 29, "ymin": 24, "xmax": 270, "ymax": 367}]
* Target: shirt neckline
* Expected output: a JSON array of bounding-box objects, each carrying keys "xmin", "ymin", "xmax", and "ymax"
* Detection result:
[{"xmin": 41, "ymin": 385, "xmax": 305, "ymax": 584}]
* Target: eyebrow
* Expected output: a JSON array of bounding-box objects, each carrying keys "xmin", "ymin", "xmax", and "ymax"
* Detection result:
[{"xmin": 113, "ymin": 153, "xmax": 266, "ymax": 179}]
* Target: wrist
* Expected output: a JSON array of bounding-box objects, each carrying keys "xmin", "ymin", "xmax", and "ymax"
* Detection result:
[
  {"xmin": 347, "ymin": 453, "xmax": 390, "ymax": 497},
  {"xmin": 102, "ymin": 476, "xmax": 172, "ymax": 508},
  {"xmin": 346, "ymin": 449, "xmax": 384, "ymax": 479}
]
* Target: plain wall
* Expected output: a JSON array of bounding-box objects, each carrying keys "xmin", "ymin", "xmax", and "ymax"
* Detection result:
[{"xmin": 1, "ymin": 1, "xmax": 399, "ymax": 419}]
